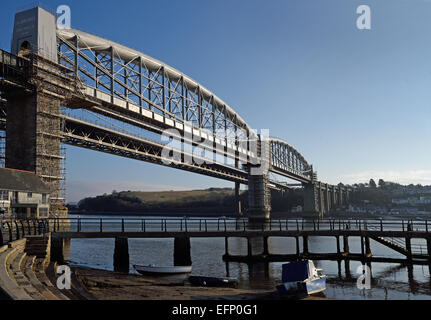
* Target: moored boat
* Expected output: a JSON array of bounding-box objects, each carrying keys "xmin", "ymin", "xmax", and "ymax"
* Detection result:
[
  {"xmin": 188, "ymin": 276, "xmax": 239, "ymax": 288},
  {"xmin": 134, "ymin": 264, "xmax": 192, "ymax": 275},
  {"xmin": 276, "ymin": 260, "xmax": 326, "ymax": 297}
]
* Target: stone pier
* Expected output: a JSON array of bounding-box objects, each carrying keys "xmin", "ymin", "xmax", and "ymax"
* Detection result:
[
  {"xmin": 173, "ymin": 237, "xmax": 192, "ymax": 266},
  {"xmin": 113, "ymin": 237, "xmax": 129, "ymax": 273}
]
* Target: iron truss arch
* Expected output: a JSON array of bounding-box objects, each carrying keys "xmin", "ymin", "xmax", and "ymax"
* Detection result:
[
  {"xmin": 56, "ymin": 28, "xmax": 257, "ymax": 158},
  {"xmin": 269, "ymin": 137, "xmax": 314, "ymax": 183}
]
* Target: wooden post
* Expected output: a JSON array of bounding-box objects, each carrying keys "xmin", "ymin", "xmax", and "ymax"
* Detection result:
[
  {"xmin": 365, "ymin": 237, "xmax": 372, "ymax": 256},
  {"xmin": 336, "ymin": 236, "xmax": 341, "ymax": 255},
  {"xmin": 405, "ymin": 237, "xmax": 412, "ymax": 261},
  {"xmin": 427, "ymin": 238, "xmax": 431, "ymax": 276},
  {"xmin": 360, "ymin": 237, "xmax": 365, "ymax": 256},
  {"xmin": 247, "ymin": 238, "xmax": 253, "ymax": 257},
  {"xmin": 263, "ymin": 237, "xmax": 269, "ymax": 256},
  {"xmin": 427, "ymin": 238, "xmax": 431, "ymax": 264},
  {"xmin": 50, "ymin": 236, "xmax": 64, "ymax": 264},
  {"xmin": 303, "ymin": 236, "xmax": 309, "ymax": 255},
  {"xmin": 343, "ymin": 236, "xmax": 350, "ymax": 254},
  {"xmin": 345, "ymin": 260, "xmax": 351, "ymax": 279},
  {"xmin": 113, "ymin": 237, "xmax": 129, "ymax": 273},
  {"xmin": 295, "ymin": 236, "xmax": 300, "ymax": 256},
  {"xmin": 225, "ymin": 237, "xmax": 229, "ymax": 256},
  {"xmin": 174, "ymin": 237, "xmax": 192, "ymax": 266}
]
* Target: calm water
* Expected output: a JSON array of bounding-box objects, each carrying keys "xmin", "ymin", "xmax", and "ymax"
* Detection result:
[{"xmin": 65, "ymin": 214, "xmax": 431, "ymax": 300}]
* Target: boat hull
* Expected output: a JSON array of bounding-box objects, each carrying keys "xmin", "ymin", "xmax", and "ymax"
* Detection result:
[
  {"xmin": 277, "ymin": 277, "xmax": 326, "ymax": 297},
  {"xmin": 134, "ymin": 265, "xmax": 192, "ymax": 275}
]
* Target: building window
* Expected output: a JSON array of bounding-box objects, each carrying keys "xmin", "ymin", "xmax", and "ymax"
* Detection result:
[
  {"xmin": 28, "ymin": 192, "xmax": 33, "ymax": 198},
  {"xmin": 39, "ymin": 208, "xmax": 48, "ymax": 218},
  {"xmin": 0, "ymin": 191, "xmax": 8, "ymax": 201},
  {"xmin": 42, "ymin": 194, "xmax": 47, "ymax": 204}
]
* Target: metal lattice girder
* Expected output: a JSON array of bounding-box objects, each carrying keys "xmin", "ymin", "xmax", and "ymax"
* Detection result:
[
  {"xmin": 53, "ymin": 31, "xmax": 315, "ymax": 183},
  {"xmin": 62, "ymin": 115, "xmax": 249, "ymax": 184},
  {"xmin": 56, "ymin": 29, "xmax": 255, "ymax": 150},
  {"xmin": 269, "ymin": 137, "xmax": 313, "ymax": 183},
  {"xmin": 1, "ymin": 40, "xmax": 316, "ymax": 184}
]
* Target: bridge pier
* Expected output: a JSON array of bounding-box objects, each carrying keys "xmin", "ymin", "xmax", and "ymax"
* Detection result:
[
  {"xmin": 343, "ymin": 236, "xmax": 350, "ymax": 254},
  {"xmin": 295, "ymin": 236, "xmax": 300, "ymax": 256},
  {"xmin": 174, "ymin": 237, "xmax": 192, "ymax": 266},
  {"xmin": 324, "ymin": 185, "xmax": 330, "ymax": 214},
  {"xmin": 262, "ymin": 236, "xmax": 270, "ymax": 256},
  {"xmin": 427, "ymin": 238, "xmax": 431, "ymax": 264},
  {"xmin": 247, "ymin": 238, "xmax": 253, "ymax": 257},
  {"xmin": 5, "ymin": 92, "xmax": 64, "ymax": 213},
  {"xmin": 405, "ymin": 237, "xmax": 412, "ymax": 262},
  {"xmin": 303, "ymin": 183, "xmax": 320, "ymax": 216},
  {"xmin": 247, "ymin": 174, "xmax": 271, "ymax": 222},
  {"xmin": 303, "ymin": 236, "xmax": 309, "ymax": 255},
  {"xmin": 113, "ymin": 237, "xmax": 129, "ymax": 273},
  {"xmin": 365, "ymin": 237, "xmax": 372, "ymax": 256},
  {"xmin": 7, "ymin": 8, "xmax": 68, "ymax": 217},
  {"xmin": 235, "ymin": 182, "xmax": 242, "ymax": 216}
]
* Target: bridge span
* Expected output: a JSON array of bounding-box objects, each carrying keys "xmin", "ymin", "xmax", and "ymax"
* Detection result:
[{"xmin": 0, "ymin": 6, "xmax": 350, "ymax": 220}]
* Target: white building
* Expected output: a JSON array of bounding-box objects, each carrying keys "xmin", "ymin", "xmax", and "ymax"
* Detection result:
[{"xmin": 0, "ymin": 168, "xmax": 51, "ymax": 219}]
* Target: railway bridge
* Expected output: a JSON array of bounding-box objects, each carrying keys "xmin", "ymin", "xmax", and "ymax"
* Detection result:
[{"xmin": 0, "ymin": 6, "xmax": 351, "ymax": 220}]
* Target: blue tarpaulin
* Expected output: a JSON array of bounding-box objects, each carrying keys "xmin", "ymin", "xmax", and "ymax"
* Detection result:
[{"xmin": 282, "ymin": 260, "xmax": 309, "ymax": 282}]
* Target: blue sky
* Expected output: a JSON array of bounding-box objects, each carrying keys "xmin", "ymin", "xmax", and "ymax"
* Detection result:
[{"xmin": 1, "ymin": 0, "xmax": 431, "ymax": 202}]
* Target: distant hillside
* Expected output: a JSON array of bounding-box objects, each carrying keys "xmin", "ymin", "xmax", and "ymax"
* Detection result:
[{"xmin": 74, "ymin": 188, "xmax": 304, "ymax": 217}]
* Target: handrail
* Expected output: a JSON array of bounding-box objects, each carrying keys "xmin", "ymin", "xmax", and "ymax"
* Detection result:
[{"xmin": 30, "ymin": 217, "xmax": 431, "ymax": 234}]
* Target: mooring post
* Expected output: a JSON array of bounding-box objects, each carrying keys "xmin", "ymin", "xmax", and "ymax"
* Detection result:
[
  {"xmin": 337, "ymin": 260, "xmax": 342, "ymax": 278},
  {"xmin": 303, "ymin": 236, "xmax": 309, "ymax": 255},
  {"xmin": 405, "ymin": 236, "xmax": 412, "ymax": 261},
  {"xmin": 247, "ymin": 238, "xmax": 253, "ymax": 257},
  {"xmin": 345, "ymin": 260, "xmax": 351, "ymax": 279},
  {"xmin": 174, "ymin": 237, "xmax": 192, "ymax": 266},
  {"xmin": 113, "ymin": 237, "xmax": 129, "ymax": 273},
  {"xmin": 295, "ymin": 236, "xmax": 300, "ymax": 256},
  {"xmin": 50, "ymin": 236, "xmax": 64, "ymax": 264},
  {"xmin": 365, "ymin": 237, "xmax": 372, "ymax": 256},
  {"xmin": 427, "ymin": 238, "xmax": 431, "ymax": 264},
  {"xmin": 427, "ymin": 237, "xmax": 431, "ymax": 276},
  {"xmin": 343, "ymin": 236, "xmax": 350, "ymax": 255},
  {"xmin": 263, "ymin": 236, "xmax": 269, "ymax": 256}
]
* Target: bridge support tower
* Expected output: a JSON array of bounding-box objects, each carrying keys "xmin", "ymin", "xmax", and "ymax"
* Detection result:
[
  {"xmin": 6, "ymin": 7, "xmax": 73, "ymax": 217},
  {"xmin": 303, "ymin": 183, "xmax": 321, "ymax": 216},
  {"xmin": 247, "ymin": 135, "xmax": 271, "ymax": 222}
]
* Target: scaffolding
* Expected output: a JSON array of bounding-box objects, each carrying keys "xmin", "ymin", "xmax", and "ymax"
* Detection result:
[
  {"xmin": 36, "ymin": 90, "xmax": 66, "ymax": 213},
  {"xmin": 0, "ymin": 130, "xmax": 5, "ymax": 168}
]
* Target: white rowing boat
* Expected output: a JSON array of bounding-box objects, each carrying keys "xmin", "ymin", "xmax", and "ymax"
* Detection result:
[{"xmin": 134, "ymin": 264, "xmax": 192, "ymax": 275}]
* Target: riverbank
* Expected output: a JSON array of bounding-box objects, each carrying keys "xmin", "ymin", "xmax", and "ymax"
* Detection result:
[{"xmin": 72, "ymin": 266, "xmax": 328, "ymax": 300}]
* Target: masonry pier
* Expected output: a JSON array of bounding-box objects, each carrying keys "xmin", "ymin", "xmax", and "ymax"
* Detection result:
[
  {"xmin": 50, "ymin": 236, "xmax": 64, "ymax": 264},
  {"xmin": 113, "ymin": 237, "xmax": 129, "ymax": 273},
  {"xmin": 174, "ymin": 237, "xmax": 192, "ymax": 267}
]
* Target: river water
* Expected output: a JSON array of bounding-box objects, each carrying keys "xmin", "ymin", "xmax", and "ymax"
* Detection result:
[{"xmin": 65, "ymin": 214, "xmax": 431, "ymax": 300}]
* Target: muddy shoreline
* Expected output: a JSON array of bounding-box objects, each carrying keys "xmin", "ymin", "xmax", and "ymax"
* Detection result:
[{"xmin": 71, "ymin": 266, "xmax": 328, "ymax": 300}]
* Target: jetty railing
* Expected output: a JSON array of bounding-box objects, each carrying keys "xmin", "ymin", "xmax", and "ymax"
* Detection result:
[
  {"xmin": 46, "ymin": 218, "xmax": 431, "ymax": 234},
  {"xmin": 0, "ymin": 219, "xmax": 50, "ymax": 246},
  {"xmin": 0, "ymin": 218, "xmax": 429, "ymax": 245}
]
